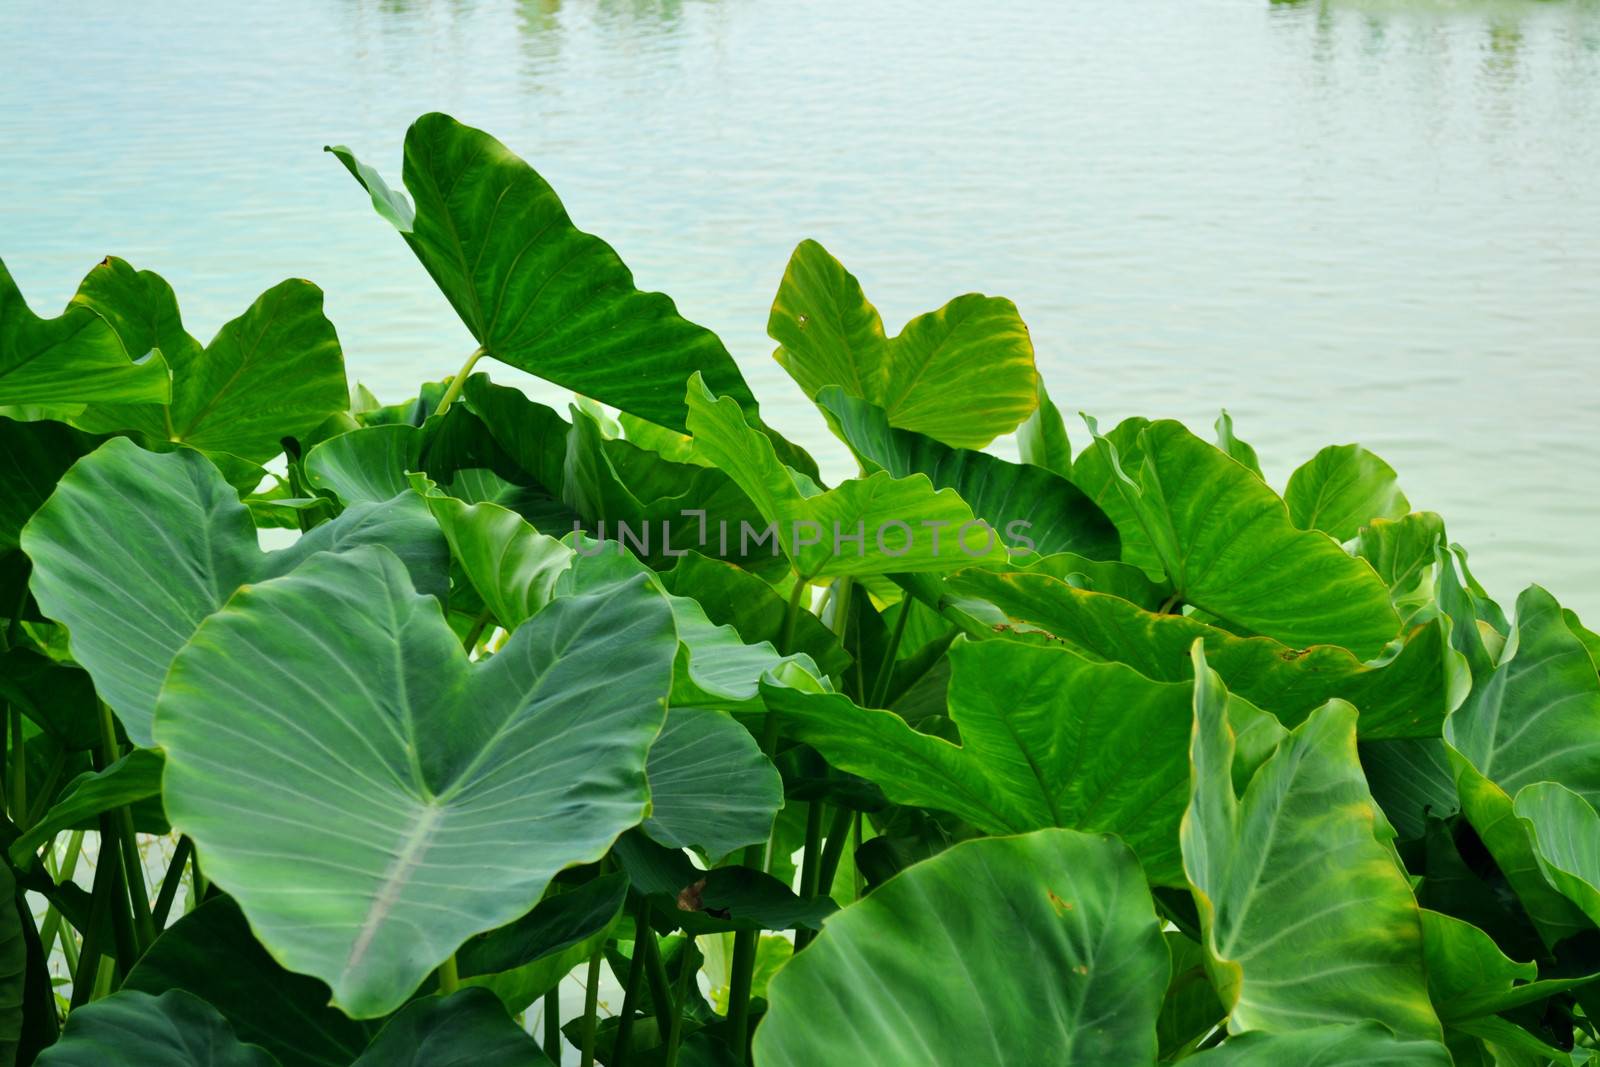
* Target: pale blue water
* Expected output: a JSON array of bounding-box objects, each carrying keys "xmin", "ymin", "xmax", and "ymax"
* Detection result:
[{"xmin": 4, "ymin": 0, "xmax": 1599, "ymax": 616}]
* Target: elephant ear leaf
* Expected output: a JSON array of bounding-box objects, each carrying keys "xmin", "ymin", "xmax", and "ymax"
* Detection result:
[
  {"xmin": 0, "ymin": 257, "xmax": 170, "ymax": 408},
  {"xmin": 1182, "ymin": 642, "xmax": 1441, "ymax": 1042},
  {"xmin": 33, "ymin": 990, "xmax": 279, "ymax": 1067},
  {"xmin": 1180, "ymin": 1024, "xmax": 1451, "ymax": 1066},
  {"xmin": 1093, "ymin": 419, "xmax": 1400, "ymax": 657},
  {"xmin": 70, "ymin": 257, "xmax": 347, "ymax": 463},
  {"xmin": 685, "ymin": 374, "xmax": 1004, "ymax": 578},
  {"xmin": 1284, "ymin": 443, "xmax": 1409, "ymax": 542},
  {"xmin": 769, "ymin": 239, "xmax": 1037, "ymax": 450},
  {"xmin": 1442, "ymin": 583, "xmax": 1600, "ymax": 946},
  {"xmin": 754, "ymin": 829, "xmax": 1169, "ymax": 1066},
  {"xmin": 350, "ymin": 989, "xmax": 552, "ymax": 1067},
  {"xmin": 153, "ymin": 545, "xmax": 676, "ymax": 1018},
  {"xmin": 326, "ymin": 113, "xmax": 758, "ymax": 434},
  {"xmin": 21, "ymin": 439, "xmax": 447, "ymax": 747},
  {"xmin": 641, "ymin": 706, "xmax": 783, "ymax": 859}
]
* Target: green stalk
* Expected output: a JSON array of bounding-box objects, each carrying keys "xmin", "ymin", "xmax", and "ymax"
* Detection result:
[
  {"xmin": 39, "ymin": 831, "xmax": 85, "ymax": 963},
  {"xmin": 8, "ymin": 708, "xmax": 24, "ymax": 826},
  {"xmin": 433, "ymin": 346, "xmax": 487, "ymax": 416},
  {"xmin": 542, "ymin": 988, "xmax": 562, "ymax": 1062},
  {"xmin": 1158, "ymin": 592, "xmax": 1183, "ymax": 615},
  {"xmin": 637, "ymin": 912, "xmax": 672, "ymax": 1031},
  {"xmin": 579, "ymin": 947, "xmax": 604, "ymax": 1067},
  {"xmin": 611, "ymin": 907, "xmax": 650, "ymax": 1067},
  {"xmin": 814, "ymin": 803, "xmax": 855, "ymax": 900},
  {"xmin": 190, "ymin": 845, "xmax": 208, "ymax": 907},
  {"xmin": 437, "ymin": 954, "xmax": 460, "ymax": 995},
  {"xmin": 151, "ymin": 836, "xmax": 193, "ymax": 931},
  {"xmin": 461, "ymin": 608, "xmax": 492, "ymax": 654},
  {"xmin": 662, "ymin": 937, "xmax": 694, "ymax": 1067},
  {"xmin": 794, "ymin": 803, "xmax": 825, "ymax": 951},
  {"xmin": 868, "ymin": 599, "xmax": 913, "ymax": 709},
  {"xmin": 99, "ymin": 703, "xmax": 154, "ymax": 952},
  {"xmin": 24, "ymin": 747, "xmax": 67, "ymax": 829},
  {"xmin": 71, "ymin": 822, "xmax": 119, "ymax": 1008}
]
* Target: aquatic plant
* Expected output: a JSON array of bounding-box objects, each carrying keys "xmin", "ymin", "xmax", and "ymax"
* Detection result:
[{"xmin": 1, "ymin": 113, "xmax": 1596, "ymax": 1065}]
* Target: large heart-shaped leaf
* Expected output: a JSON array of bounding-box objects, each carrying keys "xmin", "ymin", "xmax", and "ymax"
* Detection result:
[
  {"xmin": 768, "ymin": 239, "xmax": 1037, "ymax": 450},
  {"xmin": 125, "ymin": 897, "xmax": 381, "ymax": 1067},
  {"xmin": 1093, "ymin": 419, "xmax": 1401, "ymax": 657},
  {"xmin": 685, "ymin": 375, "xmax": 1004, "ymax": 579},
  {"xmin": 69, "ymin": 258, "xmax": 347, "ymax": 463},
  {"xmin": 34, "ymin": 990, "xmax": 278, "ymax": 1067},
  {"xmin": 1183, "ymin": 644, "xmax": 1441, "ymax": 1041},
  {"xmin": 154, "ymin": 545, "xmax": 676, "ymax": 1017},
  {"xmin": 816, "ymin": 387, "xmax": 1118, "ymax": 559},
  {"xmin": 1181, "ymin": 1024, "xmax": 1451, "ymax": 1066},
  {"xmin": 948, "ymin": 569, "xmax": 1462, "ymax": 739},
  {"xmin": 350, "ymin": 989, "xmax": 552, "ymax": 1067},
  {"xmin": 1442, "ymin": 583, "xmax": 1600, "ymax": 945},
  {"xmin": 21, "ymin": 438, "xmax": 447, "ymax": 746},
  {"xmin": 0, "ymin": 257, "xmax": 170, "ymax": 408},
  {"xmin": 641, "ymin": 706, "xmax": 782, "ymax": 858},
  {"xmin": 765, "ymin": 638, "xmax": 1284, "ymax": 886},
  {"xmin": 754, "ymin": 829, "xmax": 1169, "ymax": 1066},
  {"xmin": 327, "ymin": 113, "xmax": 758, "ymax": 434},
  {"xmin": 1284, "ymin": 444, "xmax": 1409, "ymax": 543}
]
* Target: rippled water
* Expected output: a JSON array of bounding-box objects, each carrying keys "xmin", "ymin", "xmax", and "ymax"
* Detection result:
[{"xmin": 4, "ymin": 0, "xmax": 1598, "ymax": 616}]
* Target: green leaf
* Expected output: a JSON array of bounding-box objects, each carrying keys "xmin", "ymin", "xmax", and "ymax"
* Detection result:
[
  {"xmin": 328, "ymin": 114, "xmax": 758, "ymax": 434},
  {"xmin": 1212, "ymin": 411, "xmax": 1263, "ymax": 478},
  {"xmin": 154, "ymin": 545, "xmax": 676, "ymax": 1017},
  {"xmin": 658, "ymin": 551, "xmax": 851, "ymax": 679},
  {"xmin": 0, "ymin": 417, "xmax": 100, "ymax": 552},
  {"xmin": 0, "ymin": 648, "xmax": 99, "ymax": 750},
  {"xmin": 21, "ymin": 439, "xmax": 448, "ymax": 746},
  {"xmin": 351, "ymin": 989, "xmax": 552, "ymax": 1067},
  {"xmin": 456, "ymin": 873, "xmax": 626, "ymax": 1012},
  {"xmin": 947, "ymin": 569, "xmax": 1462, "ymax": 738},
  {"xmin": 816, "ymin": 387, "xmax": 1117, "ymax": 559},
  {"xmin": 1069, "ymin": 416, "xmax": 1162, "ymax": 576},
  {"xmin": 685, "ymin": 375, "xmax": 1005, "ymax": 578},
  {"xmin": 125, "ymin": 896, "xmax": 380, "ymax": 1067},
  {"xmin": 1016, "ymin": 379, "xmax": 1071, "ymax": 476},
  {"xmin": 1158, "ymin": 931, "xmax": 1225, "ymax": 1059},
  {"xmin": 612, "ymin": 831, "xmax": 836, "ymax": 936},
  {"xmin": 0, "ymin": 257, "xmax": 170, "ymax": 408},
  {"xmin": 754, "ymin": 829, "xmax": 1169, "ymax": 1066},
  {"xmin": 765, "ymin": 638, "xmax": 1282, "ymax": 886},
  {"xmin": 304, "ymin": 424, "xmax": 422, "ymax": 505},
  {"xmin": 70, "ymin": 258, "xmax": 347, "ymax": 462},
  {"xmin": 768, "ymin": 240, "xmax": 1037, "ymax": 449},
  {"xmin": 642, "ymin": 706, "xmax": 782, "ymax": 857},
  {"xmin": 1360, "ymin": 739, "xmax": 1459, "ymax": 840},
  {"xmin": 0, "ymin": 864, "xmax": 23, "ymax": 1067},
  {"xmin": 1183, "ymin": 643, "xmax": 1441, "ymax": 1041},
  {"xmin": 1181, "ymin": 1024, "xmax": 1452, "ymax": 1066},
  {"xmin": 1285, "ymin": 444, "xmax": 1410, "ymax": 542},
  {"xmin": 1351, "ymin": 512, "xmax": 1447, "ymax": 620},
  {"xmin": 10, "ymin": 750, "xmax": 163, "ymax": 867},
  {"xmin": 421, "ymin": 491, "xmax": 574, "ymax": 630},
  {"xmin": 33, "ymin": 990, "xmax": 278, "ymax": 1067},
  {"xmin": 1443, "ymin": 584, "xmax": 1600, "ymax": 946},
  {"xmin": 1420, "ymin": 909, "xmax": 1597, "ymax": 1022},
  {"xmin": 1513, "ymin": 782, "xmax": 1600, "ymax": 931},
  {"xmin": 1093, "ymin": 419, "xmax": 1401, "ymax": 658}
]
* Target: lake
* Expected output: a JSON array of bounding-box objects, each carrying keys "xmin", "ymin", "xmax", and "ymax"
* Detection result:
[{"xmin": 4, "ymin": 0, "xmax": 1598, "ymax": 617}]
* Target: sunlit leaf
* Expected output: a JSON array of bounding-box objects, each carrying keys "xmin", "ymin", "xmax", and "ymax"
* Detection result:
[
  {"xmin": 328, "ymin": 114, "xmax": 760, "ymax": 434},
  {"xmin": 754, "ymin": 829, "xmax": 1169, "ymax": 1065},
  {"xmin": 1183, "ymin": 643, "xmax": 1441, "ymax": 1041},
  {"xmin": 22, "ymin": 439, "xmax": 448, "ymax": 746},
  {"xmin": 1284, "ymin": 443, "xmax": 1409, "ymax": 542},
  {"xmin": 769, "ymin": 240, "xmax": 1037, "ymax": 449},
  {"xmin": 0, "ymin": 257, "xmax": 170, "ymax": 408},
  {"xmin": 154, "ymin": 545, "xmax": 676, "ymax": 1016}
]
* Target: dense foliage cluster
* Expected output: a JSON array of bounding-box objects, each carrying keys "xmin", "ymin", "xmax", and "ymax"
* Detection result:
[{"xmin": 1, "ymin": 114, "xmax": 1597, "ymax": 1066}]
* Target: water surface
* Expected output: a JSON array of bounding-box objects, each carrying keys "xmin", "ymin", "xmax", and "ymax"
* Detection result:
[{"xmin": 4, "ymin": 0, "xmax": 1598, "ymax": 614}]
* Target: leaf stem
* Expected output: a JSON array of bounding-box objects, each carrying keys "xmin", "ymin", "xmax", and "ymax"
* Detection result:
[
  {"xmin": 611, "ymin": 912, "xmax": 649, "ymax": 1067},
  {"xmin": 662, "ymin": 939, "xmax": 692, "ymax": 1067},
  {"xmin": 99, "ymin": 703, "xmax": 154, "ymax": 952},
  {"xmin": 151, "ymin": 836, "xmax": 193, "ymax": 931},
  {"xmin": 868, "ymin": 600, "xmax": 913, "ymax": 709},
  {"xmin": 814, "ymin": 803, "xmax": 855, "ymax": 902},
  {"xmin": 437, "ymin": 953, "xmax": 460, "ymax": 995},
  {"xmin": 70, "ymin": 836, "xmax": 117, "ymax": 1009},
  {"xmin": 1158, "ymin": 592, "xmax": 1183, "ymax": 615},
  {"xmin": 434, "ymin": 346, "xmax": 486, "ymax": 416},
  {"xmin": 542, "ymin": 988, "xmax": 561, "ymax": 1062},
  {"xmin": 794, "ymin": 803, "xmax": 825, "ymax": 951},
  {"xmin": 579, "ymin": 945, "xmax": 604, "ymax": 1067},
  {"xmin": 8, "ymin": 708, "xmax": 24, "ymax": 826}
]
